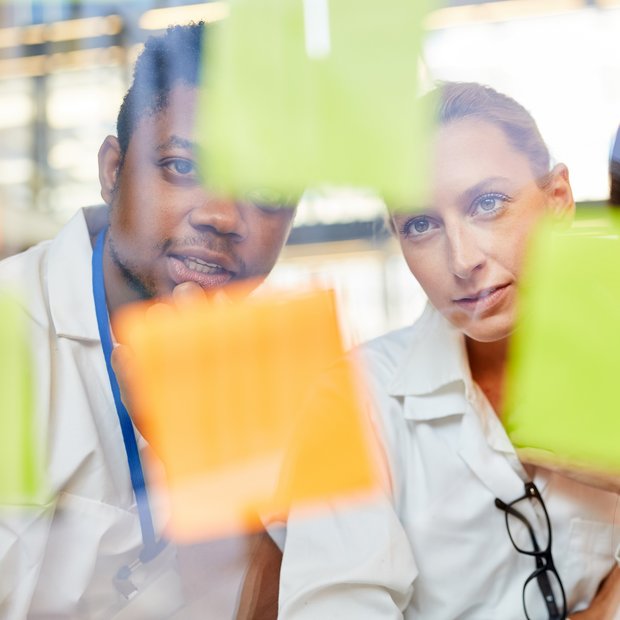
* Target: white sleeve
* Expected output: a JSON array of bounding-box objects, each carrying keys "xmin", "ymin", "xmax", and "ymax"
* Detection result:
[
  {"xmin": 0, "ymin": 501, "xmax": 55, "ymax": 619},
  {"xmin": 279, "ymin": 494, "xmax": 417, "ymax": 619}
]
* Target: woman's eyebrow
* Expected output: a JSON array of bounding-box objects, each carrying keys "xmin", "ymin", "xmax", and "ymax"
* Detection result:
[
  {"xmin": 459, "ymin": 176, "xmax": 513, "ymax": 206},
  {"xmin": 155, "ymin": 134, "xmax": 194, "ymax": 152},
  {"xmin": 392, "ymin": 207, "xmax": 439, "ymax": 221}
]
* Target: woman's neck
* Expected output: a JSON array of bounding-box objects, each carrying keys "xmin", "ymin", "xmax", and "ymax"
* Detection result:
[{"xmin": 465, "ymin": 336, "xmax": 509, "ymax": 416}]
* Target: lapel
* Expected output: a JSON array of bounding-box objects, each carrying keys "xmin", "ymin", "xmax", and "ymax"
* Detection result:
[
  {"xmin": 47, "ymin": 207, "xmax": 105, "ymax": 342},
  {"xmin": 389, "ymin": 304, "xmax": 532, "ymax": 501},
  {"xmin": 458, "ymin": 404, "xmax": 528, "ymax": 502}
]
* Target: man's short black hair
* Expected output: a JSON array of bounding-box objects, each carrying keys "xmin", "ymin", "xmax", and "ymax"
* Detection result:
[{"xmin": 116, "ymin": 21, "xmax": 205, "ymax": 165}]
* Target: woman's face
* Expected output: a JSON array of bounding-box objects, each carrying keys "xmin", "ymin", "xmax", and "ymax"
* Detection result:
[{"xmin": 392, "ymin": 118, "xmax": 573, "ymax": 343}]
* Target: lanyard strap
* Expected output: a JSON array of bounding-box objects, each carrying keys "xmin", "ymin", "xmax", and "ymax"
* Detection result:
[{"xmin": 92, "ymin": 227, "xmax": 165, "ymax": 562}]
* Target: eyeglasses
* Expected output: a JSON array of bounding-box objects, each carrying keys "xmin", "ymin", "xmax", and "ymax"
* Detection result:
[{"xmin": 495, "ymin": 481, "xmax": 567, "ymax": 620}]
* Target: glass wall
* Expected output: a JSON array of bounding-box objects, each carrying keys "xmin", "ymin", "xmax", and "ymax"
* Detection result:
[{"xmin": 2, "ymin": 0, "xmax": 620, "ymax": 341}]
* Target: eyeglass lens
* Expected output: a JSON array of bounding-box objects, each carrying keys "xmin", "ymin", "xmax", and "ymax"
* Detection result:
[
  {"xmin": 505, "ymin": 493, "xmax": 550, "ymax": 553},
  {"xmin": 523, "ymin": 567, "xmax": 565, "ymax": 620},
  {"xmin": 496, "ymin": 482, "xmax": 567, "ymax": 620}
]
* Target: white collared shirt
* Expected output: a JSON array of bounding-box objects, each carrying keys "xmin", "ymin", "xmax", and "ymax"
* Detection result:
[
  {"xmin": 0, "ymin": 207, "xmax": 252, "ymax": 619},
  {"xmin": 279, "ymin": 304, "xmax": 620, "ymax": 619}
]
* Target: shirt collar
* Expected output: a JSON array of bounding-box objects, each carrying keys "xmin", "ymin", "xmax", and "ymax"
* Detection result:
[
  {"xmin": 388, "ymin": 303, "xmax": 471, "ymax": 398},
  {"xmin": 47, "ymin": 206, "xmax": 109, "ymax": 342}
]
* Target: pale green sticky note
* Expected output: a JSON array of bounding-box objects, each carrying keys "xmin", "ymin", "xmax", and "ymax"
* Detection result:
[
  {"xmin": 504, "ymin": 209, "xmax": 620, "ymax": 476},
  {"xmin": 198, "ymin": 0, "xmax": 436, "ymax": 209},
  {"xmin": 0, "ymin": 291, "xmax": 42, "ymax": 504}
]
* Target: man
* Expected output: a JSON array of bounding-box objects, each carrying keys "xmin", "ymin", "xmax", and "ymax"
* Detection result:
[{"xmin": 0, "ymin": 22, "xmax": 293, "ymax": 619}]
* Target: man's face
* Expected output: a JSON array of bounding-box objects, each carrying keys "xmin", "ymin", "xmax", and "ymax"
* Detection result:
[{"xmin": 99, "ymin": 84, "xmax": 295, "ymax": 309}]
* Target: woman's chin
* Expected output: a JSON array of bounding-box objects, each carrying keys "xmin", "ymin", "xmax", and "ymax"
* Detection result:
[{"xmin": 458, "ymin": 315, "xmax": 515, "ymax": 344}]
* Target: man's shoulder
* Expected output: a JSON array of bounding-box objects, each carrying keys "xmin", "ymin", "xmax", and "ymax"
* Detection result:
[
  {"xmin": 0, "ymin": 208, "xmax": 95, "ymax": 323},
  {"xmin": 0, "ymin": 239, "xmax": 52, "ymax": 292}
]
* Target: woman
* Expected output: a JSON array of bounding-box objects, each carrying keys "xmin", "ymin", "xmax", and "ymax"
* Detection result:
[{"xmin": 278, "ymin": 82, "xmax": 620, "ymax": 619}]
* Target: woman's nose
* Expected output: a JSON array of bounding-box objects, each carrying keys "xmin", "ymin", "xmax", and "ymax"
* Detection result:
[{"xmin": 446, "ymin": 224, "xmax": 486, "ymax": 279}]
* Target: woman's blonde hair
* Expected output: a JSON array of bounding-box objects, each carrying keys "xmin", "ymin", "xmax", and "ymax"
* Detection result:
[{"xmin": 436, "ymin": 82, "xmax": 551, "ymax": 187}]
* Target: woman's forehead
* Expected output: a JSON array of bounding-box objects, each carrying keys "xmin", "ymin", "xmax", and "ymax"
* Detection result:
[{"xmin": 432, "ymin": 118, "xmax": 533, "ymax": 181}]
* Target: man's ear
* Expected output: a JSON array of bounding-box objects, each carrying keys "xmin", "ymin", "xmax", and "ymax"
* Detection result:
[
  {"xmin": 545, "ymin": 163, "xmax": 575, "ymax": 225},
  {"xmin": 98, "ymin": 136, "xmax": 121, "ymax": 205}
]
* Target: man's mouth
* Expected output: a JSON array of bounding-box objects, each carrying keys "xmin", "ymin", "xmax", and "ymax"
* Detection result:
[
  {"xmin": 181, "ymin": 256, "xmax": 231, "ymax": 276},
  {"xmin": 168, "ymin": 254, "xmax": 236, "ymax": 289}
]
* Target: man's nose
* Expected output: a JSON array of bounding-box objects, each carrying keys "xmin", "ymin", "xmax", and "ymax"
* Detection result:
[
  {"xmin": 446, "ymin": 223, "xmax": 486, "ymax": 280},
  {"xmin": 188, "ymin": 192, "xmax": 249, "ymax": 240}
]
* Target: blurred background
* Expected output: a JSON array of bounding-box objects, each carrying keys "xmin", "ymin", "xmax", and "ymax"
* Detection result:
[{"xmin": 1, "ymin": 0, "xmax": 619, "ymax": 345}]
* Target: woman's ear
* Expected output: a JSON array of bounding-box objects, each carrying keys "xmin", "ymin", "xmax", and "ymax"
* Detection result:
[
  {"xmin": 98, "ymin": 136, "xmax": 121, "ymax": 205},
  {"xmin": 545, "ymin": 163, "xmax": 575, "ymax": 225}
]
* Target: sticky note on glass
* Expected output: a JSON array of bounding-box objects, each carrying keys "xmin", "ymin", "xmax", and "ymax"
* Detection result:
[
  {"xmin": 504, "ymin": 210, "xmax": 620, "ymax": 483},
  {"xmin": 114, "ymin": 287, "xmax": 379, "ymax": 541},
  {"xmin": 198, "ymin": 0, "xmax": 436, "ymax": 208},
  {"xmin": 0, "ymin": 291, "xmax": 41, "ymax": 504}
]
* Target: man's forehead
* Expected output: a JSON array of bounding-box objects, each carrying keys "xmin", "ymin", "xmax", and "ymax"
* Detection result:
[
  {"xmin": 133, "ymin": 85, "xmax": 198, "ymax": 150},
  {"xmin": 155, "ymin": 135, "xmax": 194, "ymax": 152}
]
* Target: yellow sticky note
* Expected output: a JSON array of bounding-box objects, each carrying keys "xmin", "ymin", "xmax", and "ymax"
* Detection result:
[
  {"xmin": 504, "ymin": 209, "xmax": 620, "ymax": 481},
  {"xmin": 0, "ymin": 291, "xmax": 42, "ymax": 504},
  {"xmin": 115, "ymin": 287, "xmax": 379, "ymax": 541},
  {"xmin": 198, "ymin": 0, "xmax": 436, "ymax": 208}
]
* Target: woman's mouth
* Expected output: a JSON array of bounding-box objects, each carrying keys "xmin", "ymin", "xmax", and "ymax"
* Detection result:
[{"xmin": 453, "ymin": 284, "xmax": 511, "ymax": 314}]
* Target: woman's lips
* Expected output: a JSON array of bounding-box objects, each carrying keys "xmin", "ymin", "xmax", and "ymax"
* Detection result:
[
  {"xmin": 167, "ymin": 255, "xmax": 234, "ymax": 290},
  {"xmin": 453, "ymin": 283, "xmax": 511, "ymax": 314}
]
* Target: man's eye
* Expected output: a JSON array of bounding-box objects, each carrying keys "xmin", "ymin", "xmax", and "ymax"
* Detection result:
[
  {"xmin": 245, "ymin": 188, "xmax": 297, "ymax": 212},
  {"xmin": 163, "ymin": 158, "xmax": 196, "ymax": 176}
]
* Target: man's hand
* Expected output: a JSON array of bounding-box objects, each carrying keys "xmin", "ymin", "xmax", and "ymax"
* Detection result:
[
  {"xmin": 571, "ymin": 564, "xmax": 620, "ymax": 620},
  {"xmin": 110, "ymin": 282, "xmax": 226, "ymax": 440}
]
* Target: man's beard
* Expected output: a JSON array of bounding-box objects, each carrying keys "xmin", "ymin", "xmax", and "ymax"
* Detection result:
[{"xmin": 109, "ymin": 234, "xmax": 157, "ymax": 301}]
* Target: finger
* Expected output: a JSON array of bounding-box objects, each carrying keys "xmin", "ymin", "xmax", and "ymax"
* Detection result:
[
  {"xmin": 211, "ymin": 288, "xmax": 232, "ymax": 306},
  {"xmin": 146, "ymin": 300, "xmax": 176, "ymax": 322},
  {"xmin": 172, "ymin": 281, "xmax": 207, "ymax": 308}
]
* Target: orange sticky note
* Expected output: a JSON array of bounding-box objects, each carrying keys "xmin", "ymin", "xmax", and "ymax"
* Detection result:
[{"xmin": 114, "ymin": 287, "xmax": 378, "ymax": 541}]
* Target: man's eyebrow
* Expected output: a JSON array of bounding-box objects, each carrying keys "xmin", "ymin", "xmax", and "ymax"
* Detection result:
[{"xmin": 155, "ymin": 135, "xmax": 195, "ymax": 152}]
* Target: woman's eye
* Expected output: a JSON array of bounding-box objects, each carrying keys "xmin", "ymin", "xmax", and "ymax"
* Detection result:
[
  {"xmin": 401, "ymin": 216, "xmax": 436, "ymax": 238},
  {"xmin": 471, "ymin": 193, "xmax": 511, "ymax": 216}
]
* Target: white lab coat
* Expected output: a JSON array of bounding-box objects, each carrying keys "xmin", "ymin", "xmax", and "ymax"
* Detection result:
[
  {"xmin": 0, "ymin": 207, "xmax": 252, "ymax": 619},
  {"xmin": 279, "ymin": 304, "xmax": 620, "ymax": 619}
]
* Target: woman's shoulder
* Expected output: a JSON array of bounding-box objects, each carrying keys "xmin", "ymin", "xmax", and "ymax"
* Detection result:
[{"xmin": 355, "ymin": 303, "xmax": 436, "ymax": 370}]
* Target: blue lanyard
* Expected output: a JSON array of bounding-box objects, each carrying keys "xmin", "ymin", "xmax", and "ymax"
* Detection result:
[{"xmin": 92, "ymin": 227, "xmax": 166, "ymax": 563}]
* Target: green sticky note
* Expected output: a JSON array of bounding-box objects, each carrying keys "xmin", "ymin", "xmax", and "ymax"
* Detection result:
[
  {"xmin": 504, "ymin": 209, "xmax": 620, "ymax": 477},
  {"xmin": 198, "ymin": 0, "xmax": 436, "ymax": 209},
  {"xmin": 0, "ymin": 291, "xmax": 42, "ymax": 504}
]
